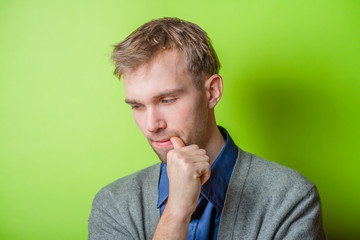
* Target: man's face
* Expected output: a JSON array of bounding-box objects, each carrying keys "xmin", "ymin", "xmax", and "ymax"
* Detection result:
[{"xmin": 123, "ymin": 50, "xmax": 211, "ymax": 163}]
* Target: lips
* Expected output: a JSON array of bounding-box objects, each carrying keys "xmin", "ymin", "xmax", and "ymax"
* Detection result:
[{"xmin": 154, "ymin": 138, "xmax": 173, "ymax": 148}]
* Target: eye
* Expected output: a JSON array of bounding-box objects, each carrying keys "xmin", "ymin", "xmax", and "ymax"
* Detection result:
[
  {"xmin": 161, "ymin": 98, "xmax": 176, "ymax": 104},
  {"xmin": 131, "ymin": 104, "xmax": 143, "ymax": 110}
]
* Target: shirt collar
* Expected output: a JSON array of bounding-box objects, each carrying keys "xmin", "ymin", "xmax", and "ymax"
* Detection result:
[{"xmin": 157, "ymin": 126, "xmax": 238, "ymax": 212}]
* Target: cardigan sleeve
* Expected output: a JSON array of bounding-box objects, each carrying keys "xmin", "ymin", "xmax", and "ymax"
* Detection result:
[
  {"xmin": 88, "ymin": 197, "xmax": 134, "ymax": 240},
  {"xmin": 274, "ymin": 186, "xmax": 327, "ymax": 240}
]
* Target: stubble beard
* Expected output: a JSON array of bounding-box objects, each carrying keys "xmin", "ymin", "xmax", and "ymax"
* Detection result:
[
  {"xmin": 152, "ymin": 147, "xmax": 168, "ymax": 164},
  {"xmin": 147, "ymin": 126, "xmax": 208, "ymax": 164},
  {"xmin": 147, "ymin": 130, "xmax": 183, "ymax": 164}
]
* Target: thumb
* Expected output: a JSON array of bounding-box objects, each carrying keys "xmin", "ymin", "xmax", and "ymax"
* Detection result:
[{"xmin": 170, "ymin": 136, "xmax": 185, "ymax": 149}]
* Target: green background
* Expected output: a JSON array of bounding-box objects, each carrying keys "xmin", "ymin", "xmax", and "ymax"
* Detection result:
[{"xmin": 1, "ymin": 0, "xmax": 359, "ymax": 239}]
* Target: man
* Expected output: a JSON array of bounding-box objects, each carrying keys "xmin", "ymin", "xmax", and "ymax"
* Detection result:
[{"xmin": 89, "ymin": 17, "xmax": 326, "ymax": 239}]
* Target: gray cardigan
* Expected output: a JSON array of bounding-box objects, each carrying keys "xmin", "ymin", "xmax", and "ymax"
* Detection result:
[{"xmin": 89, "ymin": 149, "xmax": 326, "ymax": 239}]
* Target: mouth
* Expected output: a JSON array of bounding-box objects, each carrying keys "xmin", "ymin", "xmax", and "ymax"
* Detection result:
[{"xmin": 154, "ymin": 138, "xmax": 173, "ymax": 148}]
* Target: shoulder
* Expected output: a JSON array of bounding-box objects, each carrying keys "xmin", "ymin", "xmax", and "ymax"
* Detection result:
[
  {"xmin": 94, "ymin": 163, "xmax": 161, "ymax": 206},
  {"xmin": 89, "ymin": 163, "xmax": 161, "ymax": 239},
  {"xmin": 220, "ymin": 150, "xmax": 326, "ymax": 239},
  {"xmin": 244, "ymin": 151, "xmax": 314, "ymax": 194},
  {"xmin": 232, "ymin": 150, "xmax": 320, "ymax": 220},
  {"xmin": 227, "ymin": 149, "xmax": 318, "ymax": 217}
]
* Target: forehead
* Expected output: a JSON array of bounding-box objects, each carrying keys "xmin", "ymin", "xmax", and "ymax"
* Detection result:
[{"xmin": 123, "ymin": 50, "xmax": 194, "ymax": 100}]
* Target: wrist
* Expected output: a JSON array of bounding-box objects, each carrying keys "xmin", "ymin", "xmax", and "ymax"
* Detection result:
[
  {"xmin": 166, "ymin": 194, "xmax": 198, "ymax": 218},
  {"xmin": 152, "ymin": 204, "xmax": 191, "ymax": 240}
]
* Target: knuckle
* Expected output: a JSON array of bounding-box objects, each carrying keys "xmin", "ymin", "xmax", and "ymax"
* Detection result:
[
  {"xmin": 206, "ymin": 163, "xmax": 211, "ymax": 170},
  {"xmin": 203, "ymin": 161, "xmax": 210, "ymax": 168},
  {"xmin": 199, "ymin": 149, "xmax": 206, "ymax": 155},
  {"xmin": 190, "ymin": 144, "xmax": 199, "ymax": 149},
  {"xmin": 183, "ymin": 163, "xmax": 191, "ymax": 172},
  {"xmin": 172, "ymin": 151, "xmax": 182, "ymax": 159}
]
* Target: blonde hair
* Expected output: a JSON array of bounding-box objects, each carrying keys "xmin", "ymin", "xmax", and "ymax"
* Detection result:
[{"xmin": 111, "ymin": 17, "xmax": 221, "ymax": 89}]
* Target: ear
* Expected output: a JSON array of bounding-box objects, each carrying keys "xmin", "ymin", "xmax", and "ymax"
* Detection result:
[{"xmin": 204, "ymin": 74, "xmax": 223, "ymax": 109}]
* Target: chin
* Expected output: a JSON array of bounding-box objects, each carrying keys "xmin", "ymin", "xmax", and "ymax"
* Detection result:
[
  {"xmin": 151, "ymin": 146, "xmax": 169, "ymax": 164},
  {"xmin": 155, "ymin": 151, "xmax": 168, "ymax": 164}
]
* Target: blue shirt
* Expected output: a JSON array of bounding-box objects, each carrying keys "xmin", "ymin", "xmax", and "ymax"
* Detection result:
[{"xmin": 157, "ymin": 127, "xmax": 238, "ymax": 240}]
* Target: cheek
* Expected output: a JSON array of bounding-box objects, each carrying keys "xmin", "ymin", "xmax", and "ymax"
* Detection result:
[{"xmin": 168, "ymin": 103, "xmax": 201, "ymax": 130}]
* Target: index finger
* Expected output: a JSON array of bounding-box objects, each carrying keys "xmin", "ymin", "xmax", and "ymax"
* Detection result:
[{"xmin": 170, "ymin": 136, "xmax": 185, "ymax": 149}]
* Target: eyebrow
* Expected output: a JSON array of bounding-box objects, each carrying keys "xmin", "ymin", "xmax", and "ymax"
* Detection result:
[{"xmin": 125, "ymin": 88, "xmax": 186, "ymax": 105}]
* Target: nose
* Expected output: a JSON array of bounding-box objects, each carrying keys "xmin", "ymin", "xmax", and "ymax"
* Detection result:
[{"xmin": 146, "ymin": 107, "xmax": 166, "ymax": 133}]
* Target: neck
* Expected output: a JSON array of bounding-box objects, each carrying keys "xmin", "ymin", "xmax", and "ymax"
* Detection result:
[{"xmin": 205, "ymin": 121, "xmax": 225, "ymax": 165}]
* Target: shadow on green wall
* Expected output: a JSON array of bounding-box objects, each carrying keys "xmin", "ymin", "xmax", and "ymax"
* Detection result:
[{"xmin": 226, "ymin": 63, "xmax": 359, "ymax": 239}]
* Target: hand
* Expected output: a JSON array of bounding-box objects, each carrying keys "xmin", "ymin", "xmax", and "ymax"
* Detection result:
[
  {"xmin": 152, "ymin": 137, "xmax": 211, "ymax": 239},
  {"xmin": 165, "ymin": 137, "xmax": 211, "ymax": 218}
]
